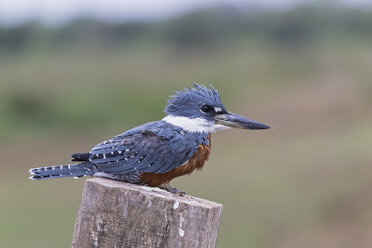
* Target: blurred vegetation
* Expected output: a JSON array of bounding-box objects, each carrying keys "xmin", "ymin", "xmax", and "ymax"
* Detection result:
[
  {"xmin": 1, "ymin": 3, "xmax": 372, "ymax": 248},
  {"xmin": 1, "ymin": 4, "xmax": 372, "ymax": 141},
  {"xmin": 1, "ymin": 4, "xmax": 372, "ymax": 52}
]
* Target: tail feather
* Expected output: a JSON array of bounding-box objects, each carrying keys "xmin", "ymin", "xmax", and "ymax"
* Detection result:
[
  {"xmin": 29, "ymin": 162, "xmax": 96, "ymax": 180},
  {"xmin": 71, "ymin": 152, "xmax": 90, "ymax": 162}
]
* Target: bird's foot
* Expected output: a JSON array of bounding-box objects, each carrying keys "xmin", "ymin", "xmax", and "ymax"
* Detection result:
[{"xmin": 159, "ymin": 182, "xmax": 186, "ymax": 196}]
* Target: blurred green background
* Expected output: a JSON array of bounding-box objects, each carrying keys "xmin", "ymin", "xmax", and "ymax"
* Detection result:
[{"xmin": 1, "ymin": 2, "xmax": 372, "ymax": 248}]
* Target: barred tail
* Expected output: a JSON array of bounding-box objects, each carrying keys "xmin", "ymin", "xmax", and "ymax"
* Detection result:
[{"xmin": 29, "ymin": 162, "xmax": 96, "ymax": 180}]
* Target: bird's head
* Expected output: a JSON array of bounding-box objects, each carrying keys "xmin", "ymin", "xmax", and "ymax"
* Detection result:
[{"xmin": 163, "ymin": 84, "xmax": 271, "ymax": 133}]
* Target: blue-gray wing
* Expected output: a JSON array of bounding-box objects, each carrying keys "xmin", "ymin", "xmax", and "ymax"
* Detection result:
[{"xmin": 89, "ymin": 127, "xmax": 201, "ymax": 175}]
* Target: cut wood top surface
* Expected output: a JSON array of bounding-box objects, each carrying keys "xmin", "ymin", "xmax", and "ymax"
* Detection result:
[{"xmin": 87, "ymin": 177, "xmax": 223, "ymax": 209}]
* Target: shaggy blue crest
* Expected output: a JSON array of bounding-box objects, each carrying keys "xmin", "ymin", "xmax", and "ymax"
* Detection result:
[{"xmin": 164, "ymin": 83, "xmax": 227, "ymax": 118}]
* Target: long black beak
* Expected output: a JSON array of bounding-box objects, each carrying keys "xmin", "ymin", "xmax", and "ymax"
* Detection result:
[{"xmin": 215, "ymin": 112, "xmax": 271, "ymax": 130}]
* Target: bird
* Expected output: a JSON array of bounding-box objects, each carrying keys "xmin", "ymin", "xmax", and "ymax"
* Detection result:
[{"xmin": 29, "ymin": 84, "xmax": 270, "ymax": 194}]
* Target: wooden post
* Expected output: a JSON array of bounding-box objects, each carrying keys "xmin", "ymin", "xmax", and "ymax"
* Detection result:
[{"xmin": 72, "ymin": 178, "xmax": 223, "ymax": 248}]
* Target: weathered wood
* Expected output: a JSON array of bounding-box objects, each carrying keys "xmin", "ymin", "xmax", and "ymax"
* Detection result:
[{"xmin": 72, "ymin": 178, "xmax": 223, "ymax": 248}]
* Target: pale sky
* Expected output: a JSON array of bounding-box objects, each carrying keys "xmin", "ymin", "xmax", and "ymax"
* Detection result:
[{"xmin": 0, "ymin": 0, "xmax": 371, "ymax": 26}]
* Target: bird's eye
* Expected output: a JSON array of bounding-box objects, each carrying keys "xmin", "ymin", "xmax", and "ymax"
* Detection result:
[{"xmin": 201, "ymin": 105, "xmax": 212, "ymax": 113}]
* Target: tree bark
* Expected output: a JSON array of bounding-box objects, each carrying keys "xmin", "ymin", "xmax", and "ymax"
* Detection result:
[{"xmin": 72, "ymin": 178, "xmax": 223, "ymax": 248}]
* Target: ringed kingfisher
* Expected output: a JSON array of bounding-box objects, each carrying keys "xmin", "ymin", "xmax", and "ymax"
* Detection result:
[{"xmin": 29, "ymin": 84, "xmax": 270, "ymax": 194}]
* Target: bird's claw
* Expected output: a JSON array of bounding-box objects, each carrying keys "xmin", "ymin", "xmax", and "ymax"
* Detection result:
[{"xmin": 159, "ymin": 182, "xmax": 186, "ymax": 196}]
